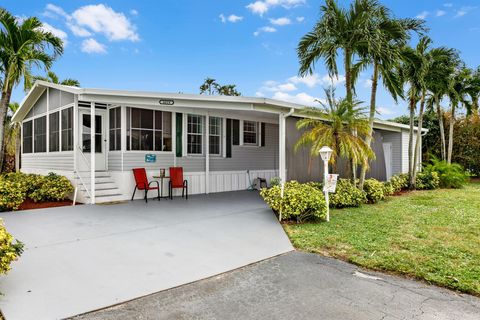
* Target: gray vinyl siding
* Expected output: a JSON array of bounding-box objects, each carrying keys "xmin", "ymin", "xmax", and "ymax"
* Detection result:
[
  {"xmin": 121, "ymin": 152, "xmax": 175, "ymax": 171},
  {"xmin": 401, "ymin": 130, "xmax": 410, "ymax": 173},
  {"xmin": 108, "ymin": 152, "xmax": 122, "ymax": 171},
  {"xmin": 382, "ymin": 131, "xmax": 403, "ymax": 175},
  {"xmin": 365, "ymin": 131, "xmax": 386, "ymax": 181},
  {"xmin": 22, "ymin": 153, "xmax": 74, "ymax": 171},
  {"xmin": 26, "ymin": 90, "xmax": 47, "ymax": 118}
]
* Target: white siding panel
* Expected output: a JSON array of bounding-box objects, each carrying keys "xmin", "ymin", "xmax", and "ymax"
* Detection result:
[
  {"xmin": 108, "ymin": 152, "xmax": 122, "ymax": 171},
  {"xmin": 22, "ymin": 153, "xmax": 74, "ymax": 171},
  {"xmin": 122, "ymin": 152, "xmax": 175, "ymax": 171},
  {"xmin": 401, "ymin": 130, "xmax": 410, "ymax": 173}
]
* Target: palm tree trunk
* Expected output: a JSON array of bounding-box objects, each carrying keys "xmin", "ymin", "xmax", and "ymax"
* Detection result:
[
  {"xmin": 408, "ymin": 96, "xmax": 416, "ymax": 189},
  {"xmin": 413, "ymin": 90, "xmax": 426, "ymax": 182},
  {"xmin": 447, "ymin": 103, "xmax": 456, "ymax": 164},
  {"xmin": 359, "ymin": 62, "xmax": 379, "ymax": 189},
  {"xmin": 0, "ymin": 86, "xmax": 13, "ymax": 171},
  {"xmin": 344, "ymin": 48, "xmax": 357, "ymax": 183},
  {"xmin": 436, "ymin": 98, "xmax": 446, "ymax": 161},
  {"xmin": 15, "ymin": 124, "xmax": 20, "ymax": 172}
]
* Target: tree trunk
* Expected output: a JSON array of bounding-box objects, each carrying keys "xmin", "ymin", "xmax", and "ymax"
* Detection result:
[
  {"xmin": 0, "ymin": 87, "xmax": 12, "ymax": 171},
  {"xmin": 447, "ymin": 103, "xmax": 456, "ymax": 164},
  {"xmin": 344, "ymin": 49, "xmax": 357, "ymax": 183},
  {"xmin": 408, "ymin": 96, "xmax": 416, "ymax": 189},
  {"xmin": 359, "ymin": 62, "xmax": 378, "ymax": 190},
  {"xmin": 413, "ymin": 89, "xmax": 426, "ymax": 182},
  {"xmin": 15, "ymin": 124, "xmax": 21, "ymax": 172},
  {"xmin": 436, "ymin": 98, "xmax": 446, "ymax": 161}
]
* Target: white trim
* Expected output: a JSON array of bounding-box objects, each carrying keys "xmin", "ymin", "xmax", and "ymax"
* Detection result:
[
  {"xmin": 222, "ymin": 117, "xmax": 227, "ymax": 158},
  {"xmin": 239, "ymin": 120, "xmax": 244, "ymax": 146},
  {"xmin": 172, "ymin": 112, "xmax": 177, "ymax": 166},
  {"xmin": 46, "ymin": 87, "xmax": 50, "ymax": 154},
  {"xmin": 279, "ymin": 113, "xmax": 286, "ymax": 183},
  {"xmin": 120, "ymin": 105, "xmax": 127, "ymax": 171},
  {"xmin": 205, "ymin": 113, "xmax": 210, "ymax": 194},
  {"xmin": 90, "ymin": 102, "xmax": 95, "ymax": 204}
]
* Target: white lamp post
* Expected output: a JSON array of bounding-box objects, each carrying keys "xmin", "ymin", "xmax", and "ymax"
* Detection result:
[{"xmin": 319, "ymin": 146, "xmax": 333, "ymax": 222}]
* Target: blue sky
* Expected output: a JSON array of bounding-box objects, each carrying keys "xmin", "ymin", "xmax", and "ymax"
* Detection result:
[{"xmin": 6, "ymin": 0, "xmax": 480, "ymax": 119}]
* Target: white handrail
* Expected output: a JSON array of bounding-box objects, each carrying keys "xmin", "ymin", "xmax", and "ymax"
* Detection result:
[{"xmin": 74, "ymin": 145, "xmax": 93, "ymax": 202}]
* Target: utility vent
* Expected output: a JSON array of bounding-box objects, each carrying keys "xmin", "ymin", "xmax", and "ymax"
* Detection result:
[{"xmin": 78, "ymin": 101, "xmax": 108, "ymax": 109}]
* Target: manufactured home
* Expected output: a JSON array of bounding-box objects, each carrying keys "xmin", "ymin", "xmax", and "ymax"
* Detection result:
[{"xmin": 12, "ymin": 81, "xmax": 424, "ymax": 203}]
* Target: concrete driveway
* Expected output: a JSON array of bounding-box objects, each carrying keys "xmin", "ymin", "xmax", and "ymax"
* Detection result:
[
  {"xmin": 0, "ymin": 191, "xmax": 293, "ymax": 320},
  {"xmin": 72, "ymin": 251, "xmax": 480, "ymax": 320}
]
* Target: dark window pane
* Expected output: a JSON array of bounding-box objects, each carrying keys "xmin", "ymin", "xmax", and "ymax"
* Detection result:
[
  {"xmin": 155, "ymin": 111, "xmax": 162, "ymax": 130},
  {"xmin": 141, "ymin": 109, "xmax": 153, "ymax": 129},
  {"xmin": 163, "ymin": 136, "xmax": 172, "ymax": 151},
  {"xmin": 154, "ymin": 130, "xmax": 162, "ymax": 151},
  {"xmin": 109, "ymin": 109, "xmax": 115, "ymax": 129},
  {"xmin": 95, "ymin": 134, "xmax": 102, "ymax": 153},
  {"xmin": 131, "ymin": 129, "xmax": 140, "ymax": 150},
  {"xmin": 142, "ymin": 130, "xmax": 153, "ymax": 150},
  {"xmin": 209, "ymin": 136, "xmax": 220, "ymax": 154},
  {"xmin": 109, "ymin": 130, "xmax": 115, "ymax": 150},
  {"xmin": 131, "ymin": 108, "xmax": 141, "ymax": 128},
  {"xmin": 22, "ymin": 121, "xmax": 33, "ymax": 153},
  {"xmin": 49, "ymin": 112, "xmax": 59, "ymax": 152},
  {"xmin": 34, "ymin": 116, "xmax": 47, "ymax": 152},
  {"xmin": 95, "ymin": 115, "xmax": 102, "ymax": 134},
  {"xmin": 61, "ymin": 107, "xmax": 73, "ymax": 151},
  {"xmin": 115, "ymin": 128, "xmax": 121, "ymax": 151}
]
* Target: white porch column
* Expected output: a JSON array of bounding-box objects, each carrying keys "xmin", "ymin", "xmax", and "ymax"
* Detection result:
[
  {"xmin": 205, "ymin": 113, "xmax": 210, "ymax": 194},
  {"xmin": 73, "ymin": 95, "xmax": 78, "ymax": 172},
  {"xmin": 120, "ymin": 106, "xmax": 127, "ymax": 172},
  {"xmin": 279, "ymin": 113, "xmax": 286, "ymax": 183},
  {"xmin": 90, "ymin": 102, "xmax": 96, "ymax": 204}
]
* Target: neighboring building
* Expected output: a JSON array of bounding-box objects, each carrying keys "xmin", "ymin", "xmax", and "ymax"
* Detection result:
[{"xmin": 12, "ymin": 81, "xmax": 425, "ymax": 203}]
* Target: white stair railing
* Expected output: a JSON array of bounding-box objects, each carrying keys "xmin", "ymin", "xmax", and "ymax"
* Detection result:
[{"xmin": 73, "ymin": 145, "xmax": 93, "ymax": 205}]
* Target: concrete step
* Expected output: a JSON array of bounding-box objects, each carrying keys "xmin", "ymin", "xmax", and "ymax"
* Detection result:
[{"xmin": 80, "ymin": 182, "xmax": 117, "ymax": 191}]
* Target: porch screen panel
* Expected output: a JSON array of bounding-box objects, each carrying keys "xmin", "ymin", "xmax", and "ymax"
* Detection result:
[
  {"xmin": 109, "ymin": 107, "xmax": 121, "ymax": 151},
  {"xmin": 176, "ymin": 113, "xmax": 183, "ymax": 157},
  {"xmin": 22, "ymin": 121, "xmax": 33, "ymax": 154},
  {"xmin": 34, "ymin": 116, "xmax": 47, "ymax": 153},
  {"xmin": 49, "ymin": 112, "xmax": 60, "ymax": 152},
  {"xmin": 126, "ymin": 107, "xmax": 172, "ymax": 151},
  {"xmin": 61, "ymin": 107, "xmax": 73, "ymax": 151}
]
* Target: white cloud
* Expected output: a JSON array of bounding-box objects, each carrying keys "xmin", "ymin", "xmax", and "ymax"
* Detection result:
[
  {"xmin": 277, "ymin": 83, "xmax": 297, "ymax": 91},
  {"xmin": 130, "ymin": 9, "xmax": 138, "ymax": 16},
  {"xmin": 81, "ymin": 38, "xmax": 107, "ymax": 54},
  {"xmin": 288, "ymin": 73, "xmax": 345, "ymax": 88},
  {"xmin": 261, "ymin": 81, "xmax": 297, "ymax": 92},
  {"xmin": 269, "ymin": 17, "xmax": 291, "ymax": 26},
  {"xmin": 377, "ymin": 107, "xmax": 395, "ymax": 116},
  {"xmin": 220, "ymin": 14, "xmax": 243, "ymax": 23},
  {"xmin": 272, "ymin": 91, "xmax": 322, "ymax": 106},
  {"xmin": 44, "ymin": 3, "xmax": 68, "ymax": 18},
  {"xmin": 443, "ymin": 3, "xmax": 453, "ymax": 8},
  {"xmin": 436, "ymin": 10, "xmax": 446, "ymax": 17},
  {"xmin": 39, "ymin": 22, "xmax": 68, "ymax": 46},
  {"xmin": 416, "ymin": 11, "xmax": 429, "ymax": 19},
  {"xmin": 455, "ymin": 6, "xmax": 476, "ymax": 18},
  {"xmin": 254, "ymin": 26, "xmax": 277, "ymax": 36},
  {"xmin": 363, "ymin": 79, "xmax": 373, "ymax": 88},
  {"xmin": 68, "ymin": 24, "xmax": 91, "ymax": 37},
  {"xmin": 72, "ymin": 4, "xmax": 139, "ymax": 41},
  {"xmin": 296, "ymin": 16, "xmax": 305, "ymax": 22},
  {"xmin": 246, "ymin": 0, "xmax": 305, "ymax": 16}
]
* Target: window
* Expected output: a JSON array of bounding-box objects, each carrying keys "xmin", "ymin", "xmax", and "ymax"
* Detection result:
[
  {"xmin": 49, "ymin": 112, "xmax": 60, "ymax": 152},
  {"xmin": 126, "ymin": 107, "xmax": 172, "ymax": 151},
  {"xmin": 34, "ymin": 116, "xmax": 47, "ymax": 152},
  {"xmin": 61, "ymin": 107, "xmax": 73, "ymax": 151},
  {"xmin": 209, "ymin": 117, "xmax": 222, "ymax": 155},
  {"xmin": 187, "ymin": 114, "xmax": 203, "ymax": 154},
  {"xmin": 109, "ymin": 108, "xmax": 121, "ymax": 151},
  {"xmin": 82, "ymin": 114, "xmax": 102, "ymax": 153},
  {"xmin": 23, "ymin": 121, "xmax": 33, "ymax": 154},
  {"xmin": 243, "ymin": 120, "xmax": 258, "ymax": 145}
]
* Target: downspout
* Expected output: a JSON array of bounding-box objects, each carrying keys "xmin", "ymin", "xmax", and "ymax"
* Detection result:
[{"xmin": 278, "ymin": 108, "xmax": 294, "ymax": 222}]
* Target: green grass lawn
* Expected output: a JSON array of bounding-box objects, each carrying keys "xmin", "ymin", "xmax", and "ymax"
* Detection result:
[{"xmin": 284, "ymin": 182, "xmax": 480, "ymax": 296}]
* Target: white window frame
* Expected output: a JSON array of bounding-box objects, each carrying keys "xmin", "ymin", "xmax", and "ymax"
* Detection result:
[
  {"xmin": 186, "ymin": 114, "xmax": 203, "ymax": 155},
  {"xmin": 208, "ymin": 116, "xmax": 222, "ymax": 156},
  {"xmin": 241, "ymin": 120, "xmax": 259, "ymax": 146}
]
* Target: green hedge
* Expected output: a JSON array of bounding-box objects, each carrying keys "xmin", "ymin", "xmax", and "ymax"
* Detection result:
[
  {"xmin": 260, "ymin": 181, "xmax": 327, "ymax": 222},
  {"xmin": 0, "ymin": 219, "xmax": 23, "ymax": 275},
  {"xmin": 416, "ymin": 171, "xmax": 440, "ymax": 190},
  {"xmin": 0, "ymin": 172, "xmax": 74, "ymax": 212},
  {"xmin": 329, "ymin": 179, "xmax": 366, "ymax": 208},
  {"xmin": 363, "ymin": 178, "xmax": 386, "ymax": 203},
  {"xmin": 424, "ymin": 158, "xmax": 468, "ymax": 188}
]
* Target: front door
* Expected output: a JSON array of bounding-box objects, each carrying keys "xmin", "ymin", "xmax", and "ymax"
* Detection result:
[{"xmin": 79, "ymin": 110, "xmax": 107, "ymax": 171}]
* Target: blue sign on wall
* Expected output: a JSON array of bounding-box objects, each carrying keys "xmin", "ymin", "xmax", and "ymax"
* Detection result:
[{"xmin": 145, "ymin": 154, "xmax": 156, "ymax": 163}]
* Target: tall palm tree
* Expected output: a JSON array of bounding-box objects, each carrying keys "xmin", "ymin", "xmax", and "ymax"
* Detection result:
[
  {"xmin": 295, "ymin": 88, "xmax": 374, "ymax": 178},
  {"xmin": 357, "ymin": 14, "xmax": 425, "ymax": 189},
  {"xmin": 446, "ymin": 67, "xmax": 469, "ymax": 164},
  {"xmin": 464, "ymin": 66, "xmax": 480, "ymax": 116},
  {"xmin": 218, "ymin": 84, "xmax": 241, "ymax": 96},
  {"xmin": 3, "ymin": 102, "xmax": 19, "ymax": 172},
  {"xmin": 28, "ymin": 70, "xmax": 80, "ymax": 89},
  {"xmin": 199, "ymin": 78, "xmax": 219, "ymax": 95},
  {"xmin": 0, "ymin": 8, "xmax": 63, "ymax": 170}
]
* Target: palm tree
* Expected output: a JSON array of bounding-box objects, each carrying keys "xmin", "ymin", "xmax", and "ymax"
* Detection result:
[
  {"xmin": 28, "ymin": 70, "xmax": 80, "ymax": 89},
  {"xmin": 218, "ymin": 84, "xmax": 241, "ymax": 96},
  {"xmin": 0, "ymin": 8, "xmax": 63, "ymax": 170},
  {"xmin": 3, "ymin": 102, "xmax": 19, "ymax": 172},
  {"xmin": 295, "ymin": 88, "xmax": 374, "ymax": 178},
  {"xmin": 358, "ymin": 13, "xmax": 425, "ymax": 189},
  {"xmin": 446, "ymin": 67, "xmax": 469, "ymax": 164},
  {"xmin": 199, "ymin": 78, "xmax": 219, "ymax": 95},
  {"xmin": 464, "ymin": 67, "xmax": 480, "ymax": 116}
]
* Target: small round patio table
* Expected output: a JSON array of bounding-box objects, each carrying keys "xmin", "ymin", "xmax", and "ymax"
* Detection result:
[{"xmin": 152, "ymin": 176, "xmax": 171, "ymax": 199}]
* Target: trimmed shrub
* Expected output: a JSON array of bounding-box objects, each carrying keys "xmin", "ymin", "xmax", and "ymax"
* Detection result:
[
  {"xmin": 260, "ymin": 181, "xmax": 327, "ymax": 222},
  {"xmin": 0, "ymin": 219, "xmax": 24, "ymax": 274},
  {"xmin": 29, "ymin": 173, "xmax": 74, "ymax": 202},
  {"xmin": 389, "ymin": 174, "xmax": 409, "ymax": 193},
  {"xmin": 416, "ymin": 171, "xmax": 440, "ymax": 190},
  {"xmin": 269, "ymin": 177, "xmax": 281, "ymax": 187},
  {"xmin": 382, "ymin": 181, "xmax": 395, "ymax": 196},
  {"xmin": 424, "ymin": 158, "xmax": 468, "ymax": 189},
  {"xmin": 329, "ymin": 179, "xmax": 366, "ymax": 208},
  {"xmin": 3, "ymin": 172, "xmax": 43, "ymax": 197},
  {"xmin": 0, "ymin": 180, "xmax": 25, "ymax": 211},
  {"xmin": 363, "ymin": 178, "xmax": 386, "ymax": 203}
]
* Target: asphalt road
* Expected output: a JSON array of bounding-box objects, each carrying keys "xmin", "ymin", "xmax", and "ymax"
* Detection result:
[{"xmin": 72, "ymin": 251, "xmax": 480, "ymax": 320}]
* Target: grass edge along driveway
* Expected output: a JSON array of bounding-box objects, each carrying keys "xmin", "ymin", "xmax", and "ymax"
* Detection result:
[{"xmin": 284, "ymin": 182, "xmax": 480, "ymax": 296}]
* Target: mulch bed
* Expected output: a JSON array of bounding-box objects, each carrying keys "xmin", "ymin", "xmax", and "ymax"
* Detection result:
[{"xmin": 18, "ymin": 198, "xmax": 79, "ymax": 211}]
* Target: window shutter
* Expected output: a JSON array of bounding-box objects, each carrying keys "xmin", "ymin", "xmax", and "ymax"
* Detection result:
[
  {"xmin": 261, "ymin": 122, "xmax": 266, "ymax": 147},
  {"xmin": 226, "ymin": 119, "xmax": 232, "ymax": 158},
  {"xmin": 232, "ymin": 119, "xmax": 240, "ymax": 145},
  {"xmin": 176, "ymin": 113, "xmax": 183, "ymax": 157}
]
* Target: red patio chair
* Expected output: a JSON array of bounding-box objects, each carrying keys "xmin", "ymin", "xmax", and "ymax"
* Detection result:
[
  {"xmin": 131, "ymin": 168, "xmax": 160, "ymax": 202},
  {"xmin": 169, "ymin": 167, "xmax": 188, "ymax": 199}
]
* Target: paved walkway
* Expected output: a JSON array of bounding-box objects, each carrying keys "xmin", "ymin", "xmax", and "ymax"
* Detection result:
[
  {"xmin": 73, "ymin": 251, "xmax": 480, "ymax": 320},
  {"xmin": 0, "ymin": 191, "xmax": 293, "ymax": 320}
]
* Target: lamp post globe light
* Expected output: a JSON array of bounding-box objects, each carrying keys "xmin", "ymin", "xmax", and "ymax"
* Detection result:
[{"xmin": 319, "ymin": 146, "xmax": 333, "ymax": 222}]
